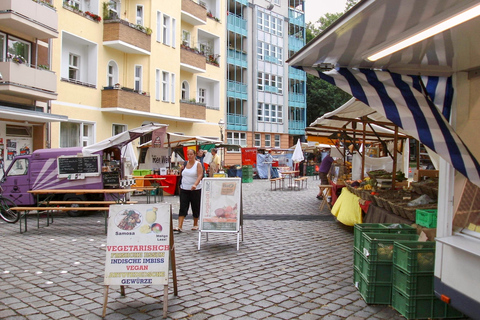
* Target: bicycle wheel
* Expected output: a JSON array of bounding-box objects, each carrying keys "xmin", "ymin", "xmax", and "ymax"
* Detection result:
[{"xmin": 0, "ymin": 196, "xmax": 19, "ymax": 223}]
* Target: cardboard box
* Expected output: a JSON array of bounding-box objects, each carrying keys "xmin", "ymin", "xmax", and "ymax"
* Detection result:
[{"xmin": 413, "ymin": 169, "xmax": 439, "ymax": 181}]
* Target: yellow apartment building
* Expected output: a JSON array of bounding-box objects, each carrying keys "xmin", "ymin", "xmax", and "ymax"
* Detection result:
[{"xmin": 51, "ymin": 0, "xmax": 226, "ymax": 150}]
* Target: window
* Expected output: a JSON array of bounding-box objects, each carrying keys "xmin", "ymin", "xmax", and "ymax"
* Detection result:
[
  {"xmin": 69, "ymin": 53, "xmax": 80, "ymax": 81},
  {"xmin": 112, "ymin": 124, "xmax": 127, "ymax": 136},
  {"xmin": 182, "ymin": 30, "xmax": 191, "ymax": 47},
  {"xmin": 62, "ymin": 32, "xmax": 98, "ymax": 87},
  {"xmin": 258, "ymin": 103, "xmax": 283, "ymax": 123},
  {"xmin": 162, "ymin": 14, "xmax": 171, "ymax": 46},
  {"xmin": 7, "ymin": 159, "xmax": 28, "ymax": 176},
  {"xmin": 162, "ymin": 71, "xmax": 169, "ymax": 101},
  {"xmin": 134, "ymin": 65, "xmax": 142, "ymax": 92},
  {"xmin": 108, "ymin": 0, "xmax": 119, "ymax": 18},
  {"xmin": 227, "ymin": 132, "xmax": 247, "ymax": 147},
  {"xmin": 257, "ymin": 12, "xmax": 283, "ymax": 36},
  {"xmin": 7, "ymin": 36, "xmax": 31, "ymax": 64},
  {"xmin": 181, "ymin": 81, "xmax": 189, "ymax": 100},
  {"xmin": 198, "ymin": 88, "xmax": 206, "ymax": 104},
  {"xmin": 170, "ymin": 73, "xmax": 176, "ymax": 103},
  {"xmin": 107, "ymin": 61, "xmax": 118, "ymax": 87},
  {"xmin": 155, "ymin": 69, "xmax": 160, "ymax": 100},
  {"xmin": 265, "ymin": 134, "xmax": 271, "ymax": 147},
  {"xmin": 70, "ymin": 0, "xmax": 80, "ymax": 10},
  {"xmin": 171, "ymin": 18, "xmax": 176, "ymax": 48},
  {"xmin": 156, "ymin": 11, "xmax": 162, "ymax": 42},
  {"xmin": 255, "ymin": 134, "xmax": 261, "ymax": 147},
  {"xmin": 275, "ymin": 134, "xmax": 280, "ymax": 147},
  {"xmin": 136, "ymin": 5, "xmax": 144, "ymax": 26},
  {"xmin": 60, "ymin": 122, "xmax": 94, "ymax": 147}
]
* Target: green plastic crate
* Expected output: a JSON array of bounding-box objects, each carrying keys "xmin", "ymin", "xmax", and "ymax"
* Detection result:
[
  {"xmin": 432, "ymin": 298, "xmax": 465, "ymax": 319},
  {"xmin": 140, "ymin": 169, "xmax": 152, "ymax": 176},
  {"xmin": 133, "ymin": 169, "xmax": 143, "ymax": 176},
  {"xmin": 362, "ymin": 232, "xmax": 419, "ymax": 262},
  {"xmin": 392, "ymin": 266, "xmax": 434, "ymax": 296},
  {"xmin": 416, "ymin": 209, "xmax": 437, "ymax": 228},
  {"xmin": 392, "ymin": 288, "xmax": 435, "ymax": 319},
  {"xmin": 393, "ymin": 241, "xmax": 435, "ymax": 273},
  {"xmin": 353, "ymin": 266, "xmax": 362, "ymax": 286},
  {"xmin": 354, "ymin": 223, "xmax": 416, "ymax": 251},
  {"xmin": 242, "ymin": 177, "xmax": 253, "ymax": 183},
  {"xmin": 356, "ymin": 249, "xmax": 393, "ymax": 283},
  {"xmin": 355, "ymin": 271, "xmax": 392, "ymax": 305}
]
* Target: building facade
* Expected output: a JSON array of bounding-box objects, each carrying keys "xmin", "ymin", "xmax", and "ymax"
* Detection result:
[
  {"xmin": 225, "ymin": 0, "xmax": 306, "ymax": 165},
  {"xmin": 0, "ymin": 0, "xmax": 66, "ymax": 172},
  {"xmin": 50, "ymin": 0, "xmax": 225, "ymax": 150}
]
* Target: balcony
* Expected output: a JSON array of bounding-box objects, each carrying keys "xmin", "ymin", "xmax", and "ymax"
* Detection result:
[
  {"xmin": 103, "ymin": 20, "xmax": 151, "ymax": 55},
  {"xmin": 288, "ymin": 35, "xmax": 305, "ymax": 53},
  {"xmin": 181, "ymin": 0, "xmax": 206, "ymax": 26},
  {"xmin": 227, "ymin": 13, "xmax": 247, "ymax": 36},
  {"xmin": 227, "ymin": 48, "xmax": 247, "ymax": 68},
  {"xmin": 288, "ymin": 120, "xmax": 305, "ymax": 135},
  {"xmin": 227, "ymin": 113, "xmax": 247, "ymax": 131},
  {"xmin": 288, "ymin": 92, "xmax": 306, "ymax": 107},
  {"xmin": 288, "ymin": 8, "xmax": 305, "ymax": 26},
  {"xmin": 101, "ymin": 88, "xmax": 150, "ymax": 112},
  {"xmin": 0, "ymin": 0, "xmax": 58, "ymax": 39},
  {"xmin": 180, "ymin": 100, "xmax": 206, "ymax": 120},
  {"xmin": 180, "ymin": 45, "xmax": 206, "ymax": 73},
  {"xmin": 288, "ymin": 66, "xmax": 306, "ymax": 80},
  {"xmin": 0, "ymin": 61, "xmax": 57, "ymax": 101},
  {"xmin": 227, "ymin": 80, "xmax": 247, "ymax": 100}
]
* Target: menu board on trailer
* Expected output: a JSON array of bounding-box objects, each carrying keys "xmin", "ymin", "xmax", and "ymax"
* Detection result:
[
  {"xmin": 200, "ymin": 178, "xmax": 241, "ymax": 232},
  {"xmin": 104, "ymin": 203, "xmax": 171, "ymax": 286},
  {"xmin": 57, "ymin": 155, "xmax": 100, "ymax": 177}
]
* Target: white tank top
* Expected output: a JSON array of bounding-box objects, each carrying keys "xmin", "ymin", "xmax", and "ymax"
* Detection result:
[{"xmin": 181, "ymin": 161, "xmax": 202, "ymax": 190}]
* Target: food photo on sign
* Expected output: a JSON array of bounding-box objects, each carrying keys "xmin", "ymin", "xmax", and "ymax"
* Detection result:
[{"xmin": 200, "ymin": 178, "xmax": 241, "ymax": 232}]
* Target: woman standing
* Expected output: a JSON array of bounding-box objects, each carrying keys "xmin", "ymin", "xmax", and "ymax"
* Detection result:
[{"xmin": 175, "ymin": 148, "xmax": 203, "ymax": 232}]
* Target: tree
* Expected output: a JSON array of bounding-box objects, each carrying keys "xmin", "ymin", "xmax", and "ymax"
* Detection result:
[{"xmin": 304, "ymin": 1, "xmax": 359, "ymax": 126}]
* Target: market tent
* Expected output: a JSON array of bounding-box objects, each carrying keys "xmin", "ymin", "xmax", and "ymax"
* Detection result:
[
  {"xmin": 82, "ymin": 123, "xmax": 168, "ymax": 155},
  {"xmin": 288, "ymin": 0, "xmax": 480, "ymax": 187}
]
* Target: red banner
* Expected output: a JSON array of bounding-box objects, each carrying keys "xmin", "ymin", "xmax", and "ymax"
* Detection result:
[{"xmin": 241, "ymin": 148, "xmax": 257, "ymax": 166}]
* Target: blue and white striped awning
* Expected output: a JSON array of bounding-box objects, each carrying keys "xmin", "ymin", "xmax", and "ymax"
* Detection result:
[{"xmin": 302, "ymin": 67, "xmax": 480, "ymax": 186}]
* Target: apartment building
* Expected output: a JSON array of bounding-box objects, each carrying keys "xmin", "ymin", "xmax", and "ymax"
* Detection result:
[
  {"xmin": 48, "ymin": 0, "xmax": 225, "ymax": 150},
  {"xmin": 0, "ymin": 0, "xmax": 65, "ymax": 172},
  {"xmin": 224, "ymin": 0, "xmax": 306, "ymax": 165}
]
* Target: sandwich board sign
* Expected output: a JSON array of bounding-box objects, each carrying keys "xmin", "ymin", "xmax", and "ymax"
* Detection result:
[
  {"xmin": 198, "ymin": 178, "xmax": 243, "ymax": 250},
  {"xmin": 102, "ymin": 203, "xmax": 177, "ymax": 318}
]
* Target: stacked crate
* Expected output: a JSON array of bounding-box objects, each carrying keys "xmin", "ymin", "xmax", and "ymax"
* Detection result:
[
  {"xmin": 353, "ymin": 224, "xmax": 417, "ymax": 304},
  {"xmin": 391, "ymin": 241, "xmax": 463, "ymax": 319},
  {"xmin": 241, "ymin": 165, "xmax": 253, "ymax": 183}
]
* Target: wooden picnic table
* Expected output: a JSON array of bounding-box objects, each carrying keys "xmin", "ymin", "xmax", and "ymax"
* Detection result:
[
  {"xmin": 280, "ymin": 171, "xmax": 300, "ymax": 189},
  {"xmin": 18, "ymin": 188, "xmax": 136, "ymax": 233}
]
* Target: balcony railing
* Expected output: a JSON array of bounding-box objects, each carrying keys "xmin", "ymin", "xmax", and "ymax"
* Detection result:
[
  {"xmin": 180, "ymin": 100, "xmax": 206, "ymax": 120},
  {"xmin": 227, "ymin": 13, "xmax": 247, "ymax": 36},
  {"xmin": 181, "ymin": 0, "xmax": 207, "ymax": 25},
  {"xmin": 180, "ymin": 45, "xmax": 206, "ymax": 73},
  {"xmin": 288, "ymin": 66, "xmax": 306, "ymax": 80},
  {"xmin": 288, "ymin": 35, "xmax": 305, "ymax": 53},
  {"xmin": 0, "ymin": 0, "xmax": 58, "ymax": 39},
  {"xmin": 103, "ymin": 19, "xmax": 151, "ymax": 55},
  {"xmin": 227, "ymin": 80, "xmax": 247, "ymax": 94},
  {"xmin": 289, "ymin": 120, "xmax": 306, "ymax": 134},
  {"xmin": 102, "ymin": 87, "xmax": 150, "ymax": 112},
  {"xmin": 227, "ymin": 48, "xmax": 247, "ymax": 68},
  {"xmin": 227, "ymin": 113, "xmax": 247, "ymax": 130},
  {"xmin": 288, "ymin": 92, "xmax": 306, "ymax": 103},
  {"xmin": 0, "ymin": 61, "xmax": 57, "ymax": 101},
  {"xmin": 288, "ymin": 8, "xmax": 305, "ymax": 26}
]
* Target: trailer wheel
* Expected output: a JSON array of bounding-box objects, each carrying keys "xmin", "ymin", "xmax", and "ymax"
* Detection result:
[{"xmin": 63, "ymin": 195, "xmax": 86, "ymax": 217}]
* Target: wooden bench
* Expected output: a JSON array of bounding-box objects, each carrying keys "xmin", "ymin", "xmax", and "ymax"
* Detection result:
[
  {"xmin": 11, "ymin": 206, "xmax": 111, "ymax": 234},
  {"xmin": 293, "ymin": 177, "xmax": 308, "ymax": 190},
  {"xmin": 43, "ymin": 200, "xmax": 138, "ymax": 205},
  {"xmin": 270, "ymin": 177, "xmax": 284, "ymax": 191}
]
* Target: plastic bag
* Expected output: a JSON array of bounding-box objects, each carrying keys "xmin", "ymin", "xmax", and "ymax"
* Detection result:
[{"xmin": 407, "ymin": 194, "xmax": 433, "ymax": 206}]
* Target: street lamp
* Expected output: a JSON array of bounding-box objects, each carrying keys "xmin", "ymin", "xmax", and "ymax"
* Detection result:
[{"xmin": 218, "ymin": 118, "xmax": 225, "ymax": 142}]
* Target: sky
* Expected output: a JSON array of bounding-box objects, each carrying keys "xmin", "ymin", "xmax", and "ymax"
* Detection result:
[{"xmin": 304, "ymin": 0, "xmax": 348, "ymax": 25}]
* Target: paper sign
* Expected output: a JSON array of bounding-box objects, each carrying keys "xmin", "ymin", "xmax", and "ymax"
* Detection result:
[{"xmin": 104, "ymin": 204, "xmax": 171, "ymax": 286}]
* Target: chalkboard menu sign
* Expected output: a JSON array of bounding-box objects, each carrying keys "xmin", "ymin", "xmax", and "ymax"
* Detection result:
[
  {"xmin": 57, "ymin": 155, "xmax": 100, "ymax": 177},
  {"xmin": 102, "ymin": 172, "xmax": 120, "ymax": 186}
]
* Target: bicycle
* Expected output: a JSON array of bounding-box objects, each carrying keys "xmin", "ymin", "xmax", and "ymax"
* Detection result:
[{"xmin": 0, "ymin": 186, "xmax": 19, "ymax": 223}]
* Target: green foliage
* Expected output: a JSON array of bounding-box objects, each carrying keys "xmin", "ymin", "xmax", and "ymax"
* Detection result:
[{"xmin": 304, "ymin": 0, "xmax": 360, "ymax": 125}]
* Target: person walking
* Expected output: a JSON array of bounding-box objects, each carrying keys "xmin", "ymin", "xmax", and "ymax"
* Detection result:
[
  {"xmin": 317, "ymin": 150, "xmax": 335, "ymax": 200},
  {"xmin": 175, "ymin": 148, "xmax": 203, "ymax": 232},
  {"xmin": 208, "ymin": 148, "xmax": 221, "ymax": 177}
]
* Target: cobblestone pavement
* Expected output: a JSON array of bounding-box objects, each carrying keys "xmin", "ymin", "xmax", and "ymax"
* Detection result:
[{"xmin": 0, "ymin": 177, "xmax": 408, "ymax": 320}]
